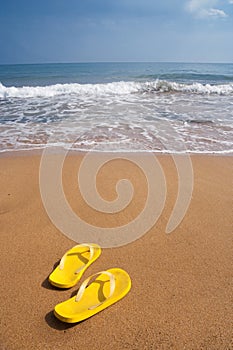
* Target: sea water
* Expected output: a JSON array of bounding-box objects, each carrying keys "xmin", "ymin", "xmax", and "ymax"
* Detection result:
[{"xmin": 0, "ymin": 62, "xmax": 232, "ymax": 153}]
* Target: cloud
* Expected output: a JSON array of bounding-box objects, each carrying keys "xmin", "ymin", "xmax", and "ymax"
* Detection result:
[
  {"xmin": 186, "ymin": 0, "xmax": 213, "ymax": 12},
  {"xmin": 201, "ymin": 8, "xmax": 228, "ymax": 17},
  {"xmin": 185, "ymin": 0, "xmax": 228, "ymax": 18},
  {"xmin": 229, "ymin": 0, "xmax": 233, "ymax": 4}
]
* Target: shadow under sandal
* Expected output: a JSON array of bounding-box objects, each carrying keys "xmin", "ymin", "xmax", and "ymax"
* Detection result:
[
  {"xmin": 54, "ymin": 268, "xmax": 131, "ymax": 323},
  {"xmin": 49, "ymin": 243, "xmax": 101, "ymax": 289}
]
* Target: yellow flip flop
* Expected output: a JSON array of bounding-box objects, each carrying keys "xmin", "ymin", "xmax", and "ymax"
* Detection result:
[
  {"xmin": 54, "ymin": 268, "xmax": 131, "ymax": 323},
  {"xmin": 49, "ymin": 243, "xmax": 101, "ymax": 288}
]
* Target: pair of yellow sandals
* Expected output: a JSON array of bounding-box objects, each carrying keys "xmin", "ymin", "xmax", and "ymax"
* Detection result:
[{"xmin": 49, "ymin": 243, "xmax": 131, "ymax": 323}]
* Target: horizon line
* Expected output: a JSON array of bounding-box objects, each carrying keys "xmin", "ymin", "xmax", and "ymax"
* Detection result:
[{"xmin": 0, "ymin": 60, "xmax": 233, "ymax": 66}]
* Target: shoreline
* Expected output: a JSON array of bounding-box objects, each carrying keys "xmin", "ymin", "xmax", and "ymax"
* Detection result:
[
  {"xmin": 0, "ymin": 152, "xmax": 232, "ymax": 349},
  {"xmin": 1, "ymin": 147, "xmax": 233, "ymax": 158}
]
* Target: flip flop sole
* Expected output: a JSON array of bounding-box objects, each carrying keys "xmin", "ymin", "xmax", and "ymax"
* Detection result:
[
  {"xmin": 49, "ymin": 244, "xmax": 101, "ymax": 288},
  {"xmin": 54, "ymin": 268, "xmax": 131, "ymax": 323}
]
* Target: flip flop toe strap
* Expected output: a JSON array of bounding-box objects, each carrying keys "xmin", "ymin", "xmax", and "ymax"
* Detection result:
[
  {"xmin": 75, "ymin": 271, "xmax": 116, "ymax": 310},
  {"xmin": 59, "ymin": 243, "xmax": 95, "ymax": 273}
]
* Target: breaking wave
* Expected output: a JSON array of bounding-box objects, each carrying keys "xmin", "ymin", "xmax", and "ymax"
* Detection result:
[{"xmin": 0, "ymin": 79, "xmax": 233, "ymax": 99}]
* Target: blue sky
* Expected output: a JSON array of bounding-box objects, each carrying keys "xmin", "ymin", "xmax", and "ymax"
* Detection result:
[{"xmin": 0, "ymin": 0, "xmax": 233, "ymax": 64}]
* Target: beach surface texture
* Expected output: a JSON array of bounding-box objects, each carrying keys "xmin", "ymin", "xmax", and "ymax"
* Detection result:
[{"xmin": 0, "ymin": 152, "xmax": 232, "ymax": 350}]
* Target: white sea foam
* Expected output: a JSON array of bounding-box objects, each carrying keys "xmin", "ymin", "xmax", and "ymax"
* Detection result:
[
  {"xmin": 0, "ymin": 78, "xmax": 233, "ymax": 154},
  {"xmin": 1, "ymin": 80, "xmax": 233, "ymax": 99}
]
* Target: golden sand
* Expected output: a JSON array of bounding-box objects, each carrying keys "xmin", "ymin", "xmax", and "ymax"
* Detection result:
[{"xmin": 0, "ymin": 152, "xmax": 232, "ymax": 349}]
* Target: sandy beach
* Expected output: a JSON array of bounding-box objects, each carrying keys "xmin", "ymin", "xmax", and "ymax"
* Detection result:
[{"xmin": 0, "ymin": 152, "xmax": 232, "ymax": 350}]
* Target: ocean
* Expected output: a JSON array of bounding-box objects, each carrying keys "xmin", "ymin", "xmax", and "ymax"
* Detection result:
[{"xmin": 0, "ymin": 62, "xmax": 232, "ymax": 154}]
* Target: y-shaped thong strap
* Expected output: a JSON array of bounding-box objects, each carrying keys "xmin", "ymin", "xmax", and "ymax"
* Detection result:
[
  {"xmin": 75, "ymin": 270, "xmax": 116, "ymax": 310},
  {"xmin": 59, "ymin": 243, "xmax": 95, "ymax": 274}
]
